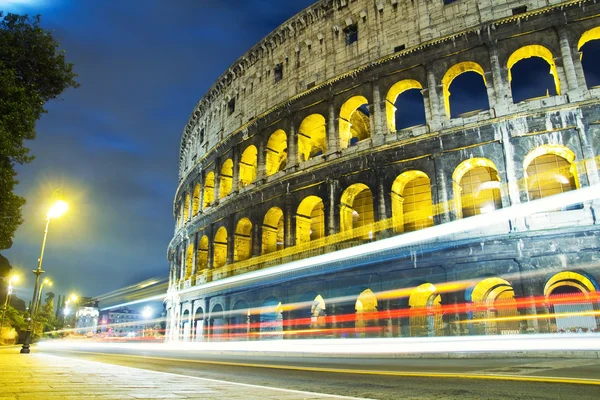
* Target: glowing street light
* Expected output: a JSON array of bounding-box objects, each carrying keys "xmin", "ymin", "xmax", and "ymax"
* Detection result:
[
  {"xmin": 142, "ymin": 306, "xmax": 153, "ymax": 337},
  {"xmin": 21, "ymin": 189, "xmax": 68, "ymax": 354},
  {"xmin": 1, "ymin": 275, "xmax": 19, "ymax": 333}
]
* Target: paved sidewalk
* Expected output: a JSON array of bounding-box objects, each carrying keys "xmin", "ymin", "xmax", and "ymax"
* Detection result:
[{"xmin": 0, "ymin": 348, "xmax": 368, "ymax": 400}]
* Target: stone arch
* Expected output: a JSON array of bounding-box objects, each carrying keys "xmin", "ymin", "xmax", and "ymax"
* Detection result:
[
  {"xmin": 452, "ymin": 158, "xmax": 502, "ymax": 219},
  {"xmin": 408, "ymin": 283, "xmax": 442, "ymax": 337},
  {"xmin": 265, "ymin": 129, "xmax": 287, "ymax": 176},
  {"xmin": 210, "ymin": 303, "xmax": 226, "ymax": 340},
  {"xmin": 203, "ymin": 171, "xmax": 215, "ymax": 208},
  {"xmin": 507, "ymin": 45, "xmax": 561, "ymax": 102},
  {"xmin": 340, "ymin": 183, "xmax": 375, "ymax": 237},
  {"xmin": 298, "ymin": 114, "xmax": 327, "ymax": 162},
  {"xmin": 183, "ymin": 193, "xmax": 190, "ymax": 222},
  {"xmin": 185, "ymin": 242, "xmax": 194, "ymax": 279},
  {"xmin": 311, "ymin": 294, "xmax": 327, "ymax": 330},
  {"xmin": 262, "ymin": 207, "xmax": 284, "ymax": 254},
  {"xmin": 296, "ymin": 195, "xmax": 325, "ymax": 244},
  {"xmin": 213, "ymin": 226, "xmax": 228, "ymax": 268},
  {"xmin": 355, "ymin": 288, "xmax": 378, "ymax": 337},
  {"xmin": 231, "ymin": 299, "xmax": 250, "ymax": 339},
  {"xmin": 468, "ymin": 277, "xmax": 519, "ymax": 335},
  {"xmin": 386, "ymin": 79, "xmax": 424, "ymax": 132},
  {"xmin": 197, "ymin": 235, "xmax": 209, "ymax": 272},
  {"xmin": 391, "ymin": 170, "xmax": 434, "ymax": 233},
  {"xmin": 339, "ymin": 96, "xmax": 371, "ymax": 149},
  {"xmin": 180, "ymin": 309, "xmax": 191, "ymax": 342},
  {"xmin": 193, "ymin": 305, "xmax": 204, "ymax": 342},
  {"xmin": 220, "ymin": 158, "xmax": 233, "ymax": 198},
  {"xmin": 523, "ymin": 145, "xmax": 579, "ymax": 202},
  {"xmin": 234, "ymin": 217, "xmax": 253, "ymax": 262},
  {"xmin": 442, "ymin": 61, "xmax": 488, "ymax": 118},
  {"xmin": 239, "ymin": 145, "xmax": 257, "ymax": 187},
  {"xmin": 192, "ymin": 184, "xmax": 201, "ymax": 216},
  {"xmin": 260, "ymin": 296, "xmax": 283, "ymax": 339},
  {"xmin": 578, "ymin": 27, "xmax": 600, "ymax": 88}
]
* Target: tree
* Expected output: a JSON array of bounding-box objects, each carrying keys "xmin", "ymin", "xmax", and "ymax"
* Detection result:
[{"xmin": 0, "ymin": 13, "xmax": 78, "ymax": 250}]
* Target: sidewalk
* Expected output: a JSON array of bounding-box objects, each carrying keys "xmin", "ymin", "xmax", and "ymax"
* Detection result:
[{"xmin": 0, "ymin": 347, "xmax": 367, "ymax": 400}]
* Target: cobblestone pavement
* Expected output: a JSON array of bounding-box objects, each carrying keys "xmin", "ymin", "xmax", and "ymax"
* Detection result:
[{"xmin": 0, "ymin": 348, "xmax": 370, "ymax": 400}]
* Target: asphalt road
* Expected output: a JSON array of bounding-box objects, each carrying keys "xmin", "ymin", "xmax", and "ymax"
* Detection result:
[{"xmin": 37, "ymin": 344, "xmax": 600, "ymax": 400}]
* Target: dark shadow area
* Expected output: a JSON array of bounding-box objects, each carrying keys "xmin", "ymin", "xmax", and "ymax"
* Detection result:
[
  {"xmin": 449, "ymin": 72, "xmax": 490, "ymax": 118},
  {"xmin": 511, "ymin": 57, "xmax": 557, "ymax": 102},
  {"xmin": 581, "ymin": 40, "xmax": 600, "ymax": 88},
  {"xmin": 394, "ymin": 89, "xmax": 426, "ymax": 130}
]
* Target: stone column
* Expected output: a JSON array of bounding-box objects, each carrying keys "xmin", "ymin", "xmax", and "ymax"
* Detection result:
[
  {"xmin": 557, "ymin": 26, "xmax": 579, "ymax": 94},
  {"xmin": 497, "ymin": 122, "xmax": 526, "ymax": 231},
  {"xmin": 257, "ymin": 137, "xmax": 266, "ymax": 180},
  {"xmin": 287, "ymin": 119, "xmax": 298, "ymax": 169},
  {"xmin": 488, "ymin": 44, "xmax": 513, "ymax": 115},
  {"xmin": 285, "ymin": 198, "xmax": 295, "ymax": 247},
  {"xmin": 327, "ymin": 100, "xmax": 340, "ymax": 154},
  {"xmin": 198, "ymin": 176, "xmax": 205, "ymax": 212},
  {"xmin": 517, "ymin": 263, "xmax": 540, "ymax": 333},
  {"xmin": 370, "ymin": 80, "xmax": 386, "ymax": 146},
  {"xmin": 207, "ymin": 226, "xmax": 214, "ymax": 270},
  {"xmin": 447, "ymin": 292, "xmax": 462, "ymax": 336},
  {"xmin": 425, "ymin": 65, "xmax": 442, "ymax": 131},
  {"xmin": 327, "ymin": 178, "xmax": 340, "ymax": 236},
  {"xmin": 432, "ymin": 154, "xmax": 452, "ymax": 223},
  {"xmin": 191, "ymin": 234, "xmax": 198, "ymax": 276},
  {"xmin": 252, "ymin": 215, "xmax": 261, "ymax": 256},
  {"xmin": 232, "ymin": 146, "xmax": 240, "ymax": 193},
  {"xmin": 226, "ymin": 217, "xmax": 235, "ymax": 266},
  {"xmin": 376, "ymin": 173, "xmax": 389, "ymax": 222},
  {"xmin": 213, "ymin": 158, "xmax": 221, "ymax": 202}
]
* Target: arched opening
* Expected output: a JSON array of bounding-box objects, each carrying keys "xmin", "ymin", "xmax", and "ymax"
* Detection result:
[
  {"xmin": 453, "ymin": 158, "xmax": 502, "ymax": 219},
  {"xmin": 340, "ymin": 183, "xmax": 375, "ymax": 238},
  {"xmin": 508, "ymin": 45, "xmax": 561, "ymax": 103},
  {"xmin": 339, "ymin": 96, "xmax": 371, "ymax": 149},
  {"xmin": 197, "ymin": 235, "xmax": 209, "ymax": 272},
  {"xmin": 239, "ymin": 145, "xmax": 257, "ymax": 187},
  {"xmin": 260, "ymin": 297, "xmax": 283, "ymax": 340},
  {"xmin": 213, "ymin": 227, "xmax": 228, "ymax": 268},
  {"xmin": 311, "ymin": 294, "xmax": 327, "ymax": 331},
  {"xmin": 231, "ymin": 300, "xmax": 250, "ymax": 340},
  {"xmin": 185, "ymin": 243, "xmax": 194, "ymax": 279},
  {"xmin": 578, "ymin": 27, "xmax": 600, "ymax": 89},
  {"xmin": 544, "ymin": 271, "xmax": 599, "ymax": 333},
  {"xmin": 355, "ymin": 288, "xmax": 379, "ymax": 338},
  {"xmin": 192, "ymin": 184, "xmax": 201, "ymax": 216},
  {"xmin": 265, "ymin": 130, "xmax": 287, "ymax": 176},
  {"xmin": 210, "ymin": 304, "xmax": 226, "ymax": 341},
  {"xmin": 203, "ymin": 171, "xmax": 215, "ymax": 209},
  {"xmin": 296, "ymin": 196, "xmax": 325, "ymax": 244},
  {"xmin": 183, "ymin": 193, "xmax": 190, "ymax": 222},
  {"xmin": 468, "ymin": 278, "xmax": 519, "ymax": 335},
  {"xmin": 262, "ymin": 207, "xmax": 284, "ymax": 254},
  {"xmin": 220, "ymin": 159, "xmax": 233, "ymax": 198},
  {"xmin": 386, "ymin": 79, "xmax": 426, "ymax": 132},
  {"xmin": 409, "ymin": 283, "xmax": 443, "ymax": 337},
  {"xmin": 442, "ymin": 62, "xmax": 489, "ymax": 118},
  {"xmin": 193, "ymin": 307, "xmax": 204, "ymax": 342},
  {"xmin": 391, "ymin": 171, "xmax": 434, "ymax": 233},
  {"xmin": 181, "ymin": 309, "xmax": 191, "ymax": 342},
  {"xmin": 298, "ymin": 114, "xmax": 327, "ymax": 162},
  {"xmin": 524, "ymin": 145, "xmax": 579, "ymax": 205},
  {"xmin": 234, "ymin": 218, "xmax": 253, "ymax": 262}
]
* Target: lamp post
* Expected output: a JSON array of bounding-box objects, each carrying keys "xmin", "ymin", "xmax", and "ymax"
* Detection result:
[
  {"xmin": 142, "ymin": 306, "xmax": 152, "ymax": 337},
  {"xmin": 20, "ymin": 190, "xmax": 68, "ymax": 354},
  {"xmin": 0, "ymin": 275, "xmax": 19, "ymax": 334},
  {"xmin": 35, "ymin": 278, "xmax": 53, "ymax": 315}
]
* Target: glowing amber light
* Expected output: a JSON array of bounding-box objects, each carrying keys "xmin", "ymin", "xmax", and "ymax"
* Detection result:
[{"xmin": 47, "ymin": 200, "xmax": 68, "ymax": 219}]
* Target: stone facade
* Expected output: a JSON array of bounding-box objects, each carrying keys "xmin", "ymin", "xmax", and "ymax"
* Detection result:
[{"xmin": 166, "ymin": 0, "xmax": 600, "ymax": 342}]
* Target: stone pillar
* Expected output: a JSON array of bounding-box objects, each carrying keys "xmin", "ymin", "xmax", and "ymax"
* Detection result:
[
  {"xmin": 179, "ymin": 245, "xmax": 186, "ymax": 281},
  {"xmin": 497, "ymin": 122, "xmax": 526, "ymax": 231},
  {"xmin": 557, "ymin": 26, "xmax": 580, "ymax": 94},
  {"xmin": 327, "ymin": 178, "xmax": 340, "ymax": 236},
  {"xmin": 232, "ymin": 146, "xmax": 240, "ymax": 193},
  {"xmin": 252, "ymin": 215, "xmax": 261, "ymax": 256},
  {"xmin": 213, "ymin": 158, "xmax": 221, "ymax": 202},
  {"xmin": 376, "ymin": 174, "xmax": 389, "ymax": 222},
  {"xmin": 287, "ymin": 119, "xmax": 298, "ymax": 169},
  {"xmin": 191, "ymin": 234, "xmax": 198, "ymax": 276},
  {"xmin": 447, "ymin": 292, "xmax": 462, "ymax": 336},
  {"xmin": 327, "ymin": 100, "xmax": 340, "ymax": 154},
  {"xmin": 207, "ymin": 226, "xmax": 214, "ymax": 270},
  {"xmin": 226, "ymin": 217, "xmax": 235, "ymax": 266},
  {"xmin": 257, "ymin": 137, "xmax": 266, "ymax": 180},
  {"xmin": 425, "ymin": 65, "xmax": 442, "ymax": 131},
  {"xmin": 285, "ymin": 198, "xmax": 295, "ymax": 247},
  {"xmin": 370, "ymin": 80, "xmax": 386, "ymax": 146},
  {"xmin": 488, "ymin": 44, "xmax": 513, "ymax": 115},
  {"xmin": 198, "ymin": 176, "xmax": 205, "ymax": 212},
  {"xmin": 432, "ymin": 154, "xmax": 452, "ymax": 223}
]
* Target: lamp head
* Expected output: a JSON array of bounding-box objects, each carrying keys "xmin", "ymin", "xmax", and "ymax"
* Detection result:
[
  {"xmin": 48, "ymin": 200, "xmax": 68, "ymax": 219},
  {"xmin": 9, "ymin": 275, "xmax": 19, "ymax": 284}
]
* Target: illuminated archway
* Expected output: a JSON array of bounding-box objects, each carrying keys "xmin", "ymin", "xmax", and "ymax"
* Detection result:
[
  {"xmin": 185, "ymin": 243, "xmax": 194, "ymax": 279},
  {"xmin": 391, "ymin": 170, "xmax": 434, "ymax": 233},
  {"xmin": 507, "ymin": 45, "xmax": 561, "ymax": 102},
  {"xmin": 262, "ymin": 207, "xmax": 284, "ymax": 254},
  {"xmin": 523, "ymin": 145, "xmax": 579, "ymax": 202},
  {"xmin": 355, "ymin": 288, "xmax": 378, "ymax": 337},
  {"xmin": 339, "ymin": 96, "xmax": 371, "ymax": 149},
  {"xmin": 260, "ymin": 297, "xmax": 283, "ymax": 340},
  {"xmin": 311, "ymin": 294, "xmax": 327, "ymax": 330},
  {"xmin": 197, "ymin": 235, "xmax": 209, "ymax": 272},
  {"xmin": 234, "ymin": 218, "xmax": 253, "ymax": 262},
  {"xmin": 203, "ymin": 171, "xmax": 215, "ymax": 208},
  {"xmin": 296, "ymin": 196, "xmax": 325, "ymax": 244},
  {"xmin": 298, "ymin": 114, "xmax": 327, "ymax": 162},
  {"xmin": 239, "ymin": 145, "xmax": 257, "ymax": 187},
  {"xmin": 408, "ymin": 283, "xmax": 442, "ymax": 337},
  {"xmin": 340, "ymin": 183, "xmax": 374, "ymax": 237},
  {"xmin": 386, "ymin": 79, "xmax": 424, "ymax": 132},
  {"xmin": 265, "ymin": 130, "xmax": 287, "ymax": 176},
  {"xmin": 183, "ymin": 193, "xmax": 190, "ymax": 222},
  {"xmin": 544, "ymin": 271, "xmax": 599, "ymax": 332},
  {"xmin": 192, "ymin": 184, "xmax": 201, "ymax": 216},
  {"xmin": 470, "ymin": 277, "xmax": 518, "ymax": 335},
  {"xmin": 181, "ymin": 309, "xmax": 191, "ymax": 342},
  {"xmin": 453, "ymin": 158, "xmax": 502, "ymax": 219},
  {"xmin": 220, "ymin": 159, "xmax": 233, "ymax": 198},
  {"xmin": 578, "ymin": 27, "xmax": 600, "ymax": 88},
  {"xmin": 210, "ymin": 303, "xmax": 226, "ymax": 340},
  {"xmin": 213, "ymin": 226, "xmax": 228, "ymax": 268},
  {"xmin": 442, "ymin": 61, "xmax": 488, "ymax": 118}
]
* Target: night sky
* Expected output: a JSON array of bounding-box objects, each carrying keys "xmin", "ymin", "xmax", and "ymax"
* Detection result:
[
  {"xmin": 2, "ymin": 0, "xmax": 315, "ymax": 303},
  {"xmin": 3, "ymin": 0, "xmax": 599, "ymax": 305}
]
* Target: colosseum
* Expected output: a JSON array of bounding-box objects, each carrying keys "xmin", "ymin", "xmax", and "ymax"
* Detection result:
[{"xmin": 165, "ymin": 0, "xmax": 600, "ymax": 342}]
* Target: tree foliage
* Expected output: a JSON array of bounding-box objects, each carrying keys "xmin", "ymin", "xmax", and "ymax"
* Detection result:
[{"xmin": 0, "ymin": 12, "xmax": 78, "ymax": 250}]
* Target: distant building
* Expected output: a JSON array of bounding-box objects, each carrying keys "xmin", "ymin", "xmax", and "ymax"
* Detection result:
[
  {"xmin": 76, "ymin": 307, "xmax": 99, "ymax": 335},
  {"xmin": 99, "ymin": 307, "xmax": 144, "ymax": 337}
]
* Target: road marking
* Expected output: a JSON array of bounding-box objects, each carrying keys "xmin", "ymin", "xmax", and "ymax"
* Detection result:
[
  {"xmin": 51, "ymin": 349, "xmax": 600, "ymax": 386},
  {"xmin": 41, "ymin": 353, "xmax": 372, "ymax": 400}
]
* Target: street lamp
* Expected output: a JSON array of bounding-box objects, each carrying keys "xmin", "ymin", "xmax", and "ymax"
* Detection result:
[
  {"xmin": 21, "ymin": 189, "xmax": 68, "ymax": 354},
  {"xmin": 0, "ymin": 275, "xmax": 19, "ymax": 334},
  {"xmin": 142, "ymin": 307, "xmax": 152, "ymax": 337},
  {"xmin": 35, "ymin": 278, "xmax": 53, "ymax": 315}
]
